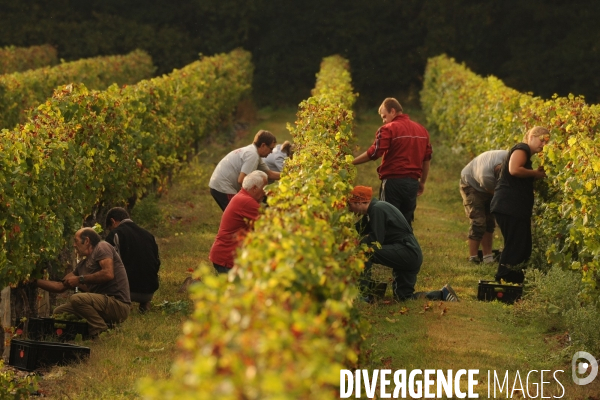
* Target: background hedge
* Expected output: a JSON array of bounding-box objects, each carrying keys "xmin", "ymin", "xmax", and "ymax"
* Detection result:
[
  {"xmin": 0, "ymin": 44, "xmax": 57, "ymax": 75},
  {"xmin": 0, "ymin": 49, "xmax": 154, "ymax": 129}
]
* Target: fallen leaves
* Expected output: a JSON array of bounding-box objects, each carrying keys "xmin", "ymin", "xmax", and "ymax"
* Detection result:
[
  {"xmin": 382, "ymin": 306, "xmax": 412, "ymax": 323},
  {"xmin": 417, "ymin": 301, "xmax": 450, "ymax": 317},
  {"xmin": 380, "ymin": 356, "xmax": 393, "ymax": 369},
  {"xmin": 419, "ymin": 301, "xmax": 433, "ymax": 313}
]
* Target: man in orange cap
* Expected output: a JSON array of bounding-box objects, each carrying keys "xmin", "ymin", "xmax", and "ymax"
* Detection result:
[{"xmin": 348, "ymin": 185, "xmax": 458, "ymax": 302}]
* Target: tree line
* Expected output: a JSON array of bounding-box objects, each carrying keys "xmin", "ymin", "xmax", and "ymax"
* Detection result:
[{"xmin": 1, "ymin": 0, "xmax": 599, "ymax": 107}]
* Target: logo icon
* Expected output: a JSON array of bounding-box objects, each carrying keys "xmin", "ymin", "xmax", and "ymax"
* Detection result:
[{"xmin": 572, "ymin": 351, "xmax": 598, "ymax": 385}]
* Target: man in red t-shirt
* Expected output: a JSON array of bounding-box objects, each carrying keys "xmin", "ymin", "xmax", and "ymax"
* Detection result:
[
  {"xmin": 352, "ymin": 97, "xmax": 432, "ymax": 226},
  {"xmin": 209, "ymin": 170, "xmax": 268, "ymax": 273}
]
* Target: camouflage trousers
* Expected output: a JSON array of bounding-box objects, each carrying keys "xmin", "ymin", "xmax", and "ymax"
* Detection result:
[{"xmin": 459, "ymin": 182, "xmax": 495, "ymax": 241}]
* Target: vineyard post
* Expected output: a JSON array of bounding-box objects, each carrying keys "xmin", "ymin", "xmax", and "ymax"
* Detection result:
[
  {"xmin": 37, "ymin": 290, "xmax": 50, "ymax": 317},
  {"xmin": 0, "ymin": 287, "xmax": 10, "ymax": 360}
]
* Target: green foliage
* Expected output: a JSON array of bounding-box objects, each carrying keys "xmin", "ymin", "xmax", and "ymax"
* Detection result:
[
  {"xmin": 514, "ymin": 266, "xmax": 600, "ymax": 355},
  {"xmin": 140, "ymin": 55, "xmax": 367, "ymax": 399},
  {"xmin": 154, "ymin": 300, "xmax": 190, "ymax": 315},
  {"xmin": 0, "ymin": 49, "xmax": 155, "ymax": 129},
  {"xmin": 0, "ymin": 49, "xmax": 253, "ymax": 288},
  {"xmin": 421, "ymin": 55, "xmax": 600, "ymax": 301},
  {"xmin": 564, "ymin": 304, "xmax": 600, "ymax": 355},
  {"xmin": 513, "ymin": 267, "xmax": 582, "ymax": 330},
  {"xmin": 0, "ymin": 44, "xmax": 57, "ymax": 75},
  {"xmin": 0, "ymin": 359, "xmax": 38, "ymax": 399},
  {"xmin": 131, "ymin": 194, "xmax": 163, "ymax": 232}
]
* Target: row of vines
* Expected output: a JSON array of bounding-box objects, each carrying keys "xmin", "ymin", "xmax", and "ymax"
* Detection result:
[
  {"xmin": 140, "ymin": 55, "xmax": 367, "ymax": 399},
  {"xmin": 0, "ymin": 49, "xmax": 155, "ymax": 129},
  {"xmin": 0, "ymin": 48, "xmax": 253, "ymax": 289},
  {"xmin": 0, "ymin": 44, "xmax": 57, "ymax": 75},
  {"xmin": 421, "ymin": 54, "xmax": 600, "ymax": 301}
]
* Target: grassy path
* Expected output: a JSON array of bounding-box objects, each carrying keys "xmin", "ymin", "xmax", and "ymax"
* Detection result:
[
  {"xmin": 33, "ymin": 107, "xmax": 599, "ymax": 398},
  {"xmin": 354, "ymin": 109, "xmax": 599, "ymax": 398}
]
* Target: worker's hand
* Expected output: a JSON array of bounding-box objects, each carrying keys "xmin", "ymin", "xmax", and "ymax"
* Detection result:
[
  {"xmin": 62, "ymin": 275, "xmax": 79, "ymax": 289},
  {"xmin": 417, "ymin": 182, "xmax": 425, "ymax": 196},
  {"xmin": 533, "ymin": 166, "xmax": 546, "ymax": 180}
]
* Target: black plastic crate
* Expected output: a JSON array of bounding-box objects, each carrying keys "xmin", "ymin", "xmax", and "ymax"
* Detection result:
[
  {"xmin": 9, "ymin": 339, "xmax": 90, "ymax": 371},
  {"xmin": 52, "ymin": 319, "xmax": 89, "ymax": 341},
  {"xmin": 27, "ymin": 317, "xmax": 56, "ymax": 341},
  {"xmin": 27, "ymin": 317, "xmax": 89, "ymax": 341},
  {"xmin": 477, "ymin": 280, "xmax": 523, "ymax": 304}
]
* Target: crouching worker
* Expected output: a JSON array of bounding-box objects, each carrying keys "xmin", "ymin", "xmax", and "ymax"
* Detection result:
[
  {"xmin": 209, "ymin": 170, "xmax": 268, "ymax": 274},
  {"xmin": 348, "ymin": 186, "xmax": 458, "ymax": 302},
  {"xmin": 35, "ymin": 228, "xmax": 131, "ymax": 338},
  {"xmin": 105, "ymin": 207, "xmax": 160, "ymax": 313}
]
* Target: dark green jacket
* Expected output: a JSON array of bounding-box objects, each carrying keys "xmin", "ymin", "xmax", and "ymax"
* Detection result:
[{"xmin": 356, "ymin": 199, "xmax": 418, "ymax": 248}]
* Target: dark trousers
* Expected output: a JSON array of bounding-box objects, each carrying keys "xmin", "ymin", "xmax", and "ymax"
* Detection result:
[
  {"xmin": 493, "ymin": 212, "xmax": 532, "ymax": 283},
  {"xmin": 359, "ymin": 240, "xmax": 422, "ymax": 300},
  {"xmin": 130, "ymin": 292, "xmax": 154, "ymax": 303},
  {"xmin": 213, "ymin": 263, "xmax": 231, "ymax": 274},
  {"xmin": 380, "ymin": 178, "xmax": 419, "ymax": 226},
  {"xmin": 210, "ymin": 188, "xmax": 234, "ymax": 212}
]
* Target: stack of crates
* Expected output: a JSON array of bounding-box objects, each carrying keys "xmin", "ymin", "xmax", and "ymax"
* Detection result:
[{"xmin": 8, "ymin": 317, "xmax": 90, "ymax": 371}]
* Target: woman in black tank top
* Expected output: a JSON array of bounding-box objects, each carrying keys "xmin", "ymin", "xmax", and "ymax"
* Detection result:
[{"xmin": 490, "ymin": 126, "xmax": 550, "ymax": 283}]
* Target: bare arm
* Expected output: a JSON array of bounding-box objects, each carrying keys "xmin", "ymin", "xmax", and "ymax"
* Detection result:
[
  {"xmin": 508, "ymin": 150, "xmax": 546, "ymax": 179},
  {"xmin": 237, "ymin": 172, "xmax": 247, "ymax": 185},
  {"xmin": 266, "ymin": 170, "xmax": 280, "ymax": 180},
  {"xmin": 352, "ymin": 151, "xmax": 371, "ymax": 165},
  {"xmin": 62, "ymin": 258, "xmax": 115, "ymax": 289},
  {"xmin": 418, "ymin": 159, "xmax": 431, "ymax": 196},
  {"xmin": 36, "ymin": 276, "xmax": 70, "ymax": 293}
]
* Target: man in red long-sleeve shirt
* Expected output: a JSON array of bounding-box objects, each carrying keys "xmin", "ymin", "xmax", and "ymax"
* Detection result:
[
  {"xmin": 209, "ymin": 170, "xmax": 268, "ymax": 273},
  {"xmin": 353, "ymin": 97, "xmax": 432, "ymax": 226}
]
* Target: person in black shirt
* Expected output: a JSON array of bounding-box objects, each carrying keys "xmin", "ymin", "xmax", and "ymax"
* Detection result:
[
  {"xmin": 490, "ymin": 127, "xmax": 549, "ymax": 283},
  {"xmin": 105, "ymin": 207, "xmax": 160, "ymax": 312}
]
